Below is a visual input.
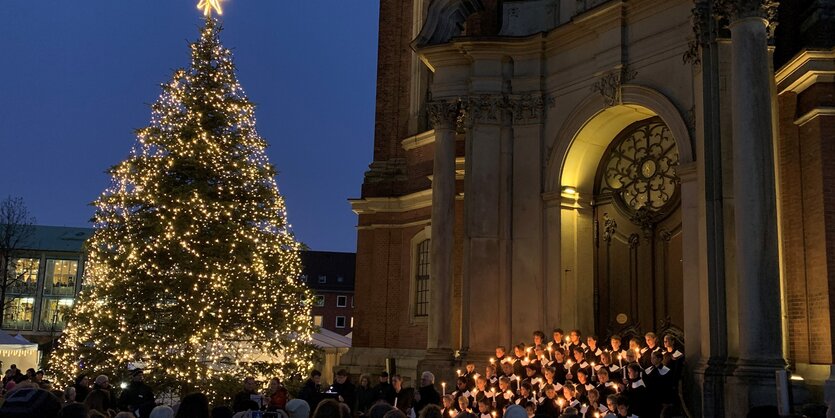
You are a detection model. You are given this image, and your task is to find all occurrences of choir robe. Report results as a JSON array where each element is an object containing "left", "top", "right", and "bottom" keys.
[
  {"left": 535, "top": 397, "right": 561, "bottom": 418},
  {"left": 506, "top": 375, "right": 522, "bottom": 392},
  {"left": 595, "top": 382, "right": 618, "bottom": 399},
  {"left": 639, "top": 346, "right": 662, "bottom": 369},
  {"left": 574, "top": 382, "right": 595, "bottom": 405},
  {"left": 552, "top": 363, "right": 568, "bottom": 385},
  {"left": 495, "top": 389, "right": 515, "bottom": 414},
  {"left": 464, "top": 371, "right": 478, "bottom": 390},
  {"left": 622, "top": 379, "right": 650, "bottom": 418},
  {"left": 514, "top": 394, "right": 535, "bottom": 407},
  {"left": 581, "top": 403, "right": 608, "bottom": 418},
  {"left": 644, "top": 365, "right": 677, "bottom": 407},
  {"left": 568, "top": 342, "right": 589, "bottom": 356},
  {"left": 512, "top": 358, "right": 526, "bottom": 378},
  {"left": 663, "top": 349, "right": 685, "bottom": 382},
  {"left": 452, "top": 389, "right": 473, "bottom": 409},
  {"left": 568, "top": 361, "right": 592, "bottom": 383},
  {"left": 585, "top": 346, "right": 604, "bottom": 364}
]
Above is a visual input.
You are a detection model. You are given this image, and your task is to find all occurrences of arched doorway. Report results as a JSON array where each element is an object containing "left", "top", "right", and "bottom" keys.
[{"left": 592, "top": 117, "right": 683, "bottom": 338}]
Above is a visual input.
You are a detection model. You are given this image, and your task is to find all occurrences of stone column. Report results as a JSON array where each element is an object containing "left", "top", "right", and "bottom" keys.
[
  {"left": 426, "top": 99, "right": 460, "bottom": 353},
  {"left": 726, "top": 0, "right": 786, "bottom": 410}
]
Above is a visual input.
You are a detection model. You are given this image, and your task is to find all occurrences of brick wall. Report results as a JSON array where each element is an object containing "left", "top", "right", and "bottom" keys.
[{"left": 778, "top": 80, "right": 835, "bottom": 364}]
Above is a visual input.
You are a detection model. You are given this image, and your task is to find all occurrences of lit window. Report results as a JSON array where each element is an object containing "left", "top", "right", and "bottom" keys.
[
  {"left": 313, "top": 315, "right": 323, "bottom": 327},
  {"left": 336, "top": 316, "right": 346, "bottom": 328},
  {"left": 39, "top": 298, "right": 74, "bottom": 331},
  {"left": 351, "top": 296, "right": 355, "bottom": 308},
  {"left": 336, "top": 295, "right": 347, "bottom": 307},
  {"left": 350, "top": 317, "right": 354, "bottom": 328},
  {"left": 314, "top": 295, "right": 325, "bottom": 307},
  {"left": 8, "top": 258, "right": 39, "bottom": 294},
  {"left": 3, "top": 297, "right": 34, "bottom": 330},
  {"left": 43, "top": 259, "right": 78, "bottom": 296},
  {"left": 414, "top": 239, "right": 430, "bottom": 317},
  {"left": 318, "top": 275, "right": 327, "bottom": 284}
]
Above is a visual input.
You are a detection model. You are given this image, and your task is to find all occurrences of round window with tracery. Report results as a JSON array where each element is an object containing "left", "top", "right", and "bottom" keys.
[{"left": 601, "top": 118, "right": 679, "bottom": 213}]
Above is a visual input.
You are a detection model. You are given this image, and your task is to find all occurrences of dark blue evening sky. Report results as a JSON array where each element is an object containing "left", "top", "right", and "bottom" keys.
[{"left": 0, "top": 1, "right": 379, "bottom": 252}]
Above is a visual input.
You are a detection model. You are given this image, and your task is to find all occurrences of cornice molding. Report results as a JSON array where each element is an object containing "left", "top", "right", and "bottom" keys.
[
  {"left": 775, "top": 48, "right": 835, "bottom": 94},
  {"left": 350, "top": 189, "right": 433, "bottom": 215}
]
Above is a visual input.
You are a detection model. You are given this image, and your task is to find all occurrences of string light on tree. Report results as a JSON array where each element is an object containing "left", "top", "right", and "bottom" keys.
[{"left": 50, "top": 6, "right": 316, "bottom": 401}]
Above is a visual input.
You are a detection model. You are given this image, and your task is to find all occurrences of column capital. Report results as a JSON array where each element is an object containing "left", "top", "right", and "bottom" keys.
[
  {"left": 427, "top": 98, "right": 465, "bottom": 130},
  {"left": 715, "top": 0, "right": 778, "bottom": 24}
]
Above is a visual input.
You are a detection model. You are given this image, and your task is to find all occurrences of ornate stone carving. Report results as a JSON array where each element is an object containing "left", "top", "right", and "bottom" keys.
[
  {"left": 659, "top": 228, "right": 673, "bottom": 242},
  {"left": 463, "top": 95, "right": 504, "bottom": 125},
  {"left": 507, "top": 94, "right": 554, "bottom": 124},
  {"left": 684, "top": 0, "right": 711, "bottom": 65},
  {"left": 715, "top": 0, "right": 778, "bottom": 22},
  {"left": 427, "top": 98, "right": 465, "bottom": 129},
  {"left": 602, "top": 213, "right": 617, "bottom": 242},
  {"left": 628, "top": 233, "right": 640, "bottom": 249},
  {"left": 591, "top": 66, "right": 637, "bottom": 107}
]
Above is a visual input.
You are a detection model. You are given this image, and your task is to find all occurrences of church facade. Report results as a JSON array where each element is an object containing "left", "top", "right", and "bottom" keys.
[{"left": 341, "top": 0, "right": 835, "bottom": 416}]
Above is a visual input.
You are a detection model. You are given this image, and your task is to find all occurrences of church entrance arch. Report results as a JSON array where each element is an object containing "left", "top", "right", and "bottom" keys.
[
  {"left": 547, "top": 86, "right": 694, "bottom": 343},
  {"left": 592, "top": 117, "right": 683, "bottom": 339}
]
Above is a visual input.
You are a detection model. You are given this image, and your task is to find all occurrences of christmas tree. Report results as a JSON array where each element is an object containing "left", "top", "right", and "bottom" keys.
[{"left": 51, "top": 17, "right": 316, "bottom": 398}]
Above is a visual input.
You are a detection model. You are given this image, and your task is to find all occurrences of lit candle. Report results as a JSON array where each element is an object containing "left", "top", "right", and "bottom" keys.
[
  {"left": 442, "top": 382, "right": 446, "bottom": 396},
  {"left": 457, "top": 369, "right": 462, "bottom": 377},
  {"left": 492, "top": 412, "right": 496, "bottom": 418},
  {"left": 490, "top": 357, "right": 495, "bottom": 365}
]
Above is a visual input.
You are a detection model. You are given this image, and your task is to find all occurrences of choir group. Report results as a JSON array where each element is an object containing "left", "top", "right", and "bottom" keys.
[{"left": 435, "top": 328, "right": 685, "bottom": 418}]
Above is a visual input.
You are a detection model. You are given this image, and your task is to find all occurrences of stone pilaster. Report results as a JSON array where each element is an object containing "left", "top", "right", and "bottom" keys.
[{"left": 724, "top": 0, "right": 787, "bottom": 412}]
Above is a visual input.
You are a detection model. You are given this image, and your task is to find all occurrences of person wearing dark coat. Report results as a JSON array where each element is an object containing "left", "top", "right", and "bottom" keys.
[
  {"left": 355, "top": 374, "right": 376, "bottom": 415},
  {"left": 73, "top": 374, "right": 91, "bottom": 404},
  {"left": 298, "top": 370, "right": 323, "bottom": 409},
  {"left": 117, "top": 369, "right": 155, "bottom": 418},
  {"left": 232, "top": 376, "right": 260, "bottom": 413},
  {"left": 373, "top": 371, "right": 395, "bottom": 404},
  {"left": 414, "top": 371, "right": 442, "bottom": 414},
  {"left": 330, "top": 369, "right": 357, "bottom": 412},
  {"left": 391, "top": 375, "right": 415, "bottom": 414}
]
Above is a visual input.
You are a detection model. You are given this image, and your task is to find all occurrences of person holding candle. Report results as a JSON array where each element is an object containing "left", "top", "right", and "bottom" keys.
[
  {"left": 455, "top": 392, "right": 476, "bottom": 418},
  {"left": 593, "top": 368, "right": 617, "bottom": 400},
  {"left": 452, "top": 377, "right": 471, "bottom": 406},
  {"left": 582, "top": 388, "right": 607, "bottom": 418},
  {"left": 568, "top": 347, "right": 591, "bottom": 383},
  {"left": 441, "top": 395, "right": 458, "bottom": 416},
  {"left": 373, "top": 371, "right": 396, "bottom": 405},
  {"left": 392, "top": 374, "right": 415, "bottom": 415},
  {"left": 585, "top": 336, "right": 603, "bottom": 364},
  {"left": 476, "top": 396, "right": 495, "bottom": 418},
  {"left": 512, "top": 344, "right": 528, "bottom": 376},
  {"left": 486, "top": 363, "right": 499, "bottom": 389},
  {"left": 551, "top": 349, "right": 568, "bottom": 384},
  {"left": 499, "top": 362, "right": 519, "bottom": 392},
  {"left": 464, "top": 362, "right": 478, "bottom": 390},
  {"left": 496, "top": 376, "right": 515, "bottom": 415},
  {"left": 534, "top": 384, "right": 561, "bottom": 418},
  {"left": 561, "top": 382, "right": 581, "bottom": 410},
  {"left": 514, "top": 382, "right": 534, "bottom": 406}
]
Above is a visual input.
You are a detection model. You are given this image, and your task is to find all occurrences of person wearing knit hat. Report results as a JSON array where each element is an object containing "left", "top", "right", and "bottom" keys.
[
  {"left": 504, "top": 404, "right": 527, "bottom": 418},
  {"left": 286, "top": 398, "right": 311, "bottom": 418}
]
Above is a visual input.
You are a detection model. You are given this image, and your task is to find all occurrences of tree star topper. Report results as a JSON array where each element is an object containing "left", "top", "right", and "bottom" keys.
[{"left": 198, "top": 0, "right": 223, "bottom": 17}]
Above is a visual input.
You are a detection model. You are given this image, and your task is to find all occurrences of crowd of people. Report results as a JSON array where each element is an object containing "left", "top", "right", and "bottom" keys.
[
  {"left": 0, "top": 328, "right": 685, "bottom": 418},
  {"left": 0, "top": 366, "right": 306, "bottom": 418},
  {"left": 296, "top": 328, "right": 687, "bottom": 418}
]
